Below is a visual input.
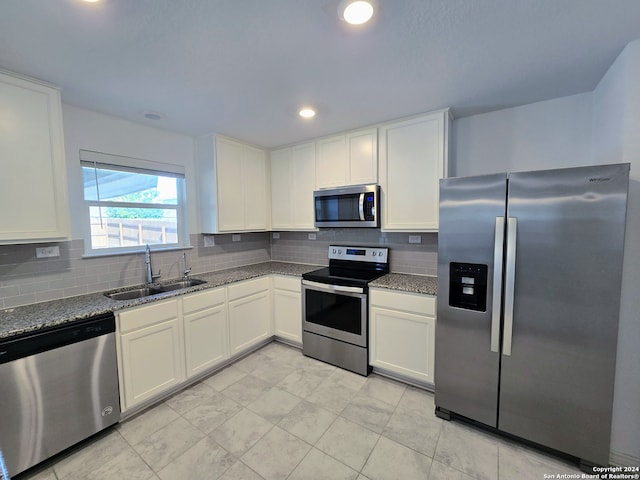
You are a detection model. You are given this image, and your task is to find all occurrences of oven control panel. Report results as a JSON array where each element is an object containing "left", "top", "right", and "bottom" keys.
[{"left": 328, "top": 245, "right": 388, "bottom": 264}]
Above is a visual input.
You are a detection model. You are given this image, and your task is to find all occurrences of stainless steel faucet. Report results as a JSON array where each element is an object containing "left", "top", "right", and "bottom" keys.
[
  {"left": 182, "top": 252, "right": 191, "bottom": 280},
  {"left": 144, "top": 244, "right": 161, "bottom": 284}
]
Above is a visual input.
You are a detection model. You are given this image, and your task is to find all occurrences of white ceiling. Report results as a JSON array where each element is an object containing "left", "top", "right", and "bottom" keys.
[{"left": 1, "top": 0, "right": 640, "bottom": 148}]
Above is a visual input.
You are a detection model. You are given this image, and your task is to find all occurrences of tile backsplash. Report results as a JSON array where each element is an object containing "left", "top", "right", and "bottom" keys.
[
  {"left": 0, "top": 229, "right": 437, "bottom": 309},
  {"left": 0, "top": 233, "right": 270, "bottom": 309},
  {"left": 270, "top": 229, "right": 438, "bottom": 276}
]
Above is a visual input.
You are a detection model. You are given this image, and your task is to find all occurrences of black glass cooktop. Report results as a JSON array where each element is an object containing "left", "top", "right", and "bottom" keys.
[{"left": 302, "top": 266, "right": 387, "bottom": 288}]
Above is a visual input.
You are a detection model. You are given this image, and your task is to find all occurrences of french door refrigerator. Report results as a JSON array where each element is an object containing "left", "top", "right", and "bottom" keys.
[{"left": 435, "top": 163, "right": 629, "bottom": 468}]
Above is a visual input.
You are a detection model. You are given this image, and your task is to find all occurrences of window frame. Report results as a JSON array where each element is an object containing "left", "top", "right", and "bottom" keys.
[{"left": 80, "top": 150, "right": 189, "bottom": 256}]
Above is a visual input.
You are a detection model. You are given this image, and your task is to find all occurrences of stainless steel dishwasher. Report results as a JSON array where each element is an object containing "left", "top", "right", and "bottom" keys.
[{"left": 0, "top": 312, "right": 120, "bottom": 477}]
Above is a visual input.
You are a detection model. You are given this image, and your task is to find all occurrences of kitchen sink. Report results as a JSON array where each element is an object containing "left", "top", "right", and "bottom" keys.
[
  {"left": 105, "top": 287, "right": 166, "bottom": 300},
  {"left": 105, "top": 278, "right": 207, "bottom": 300},
  {"left": 155, "top": 278, "right": 207, "bottom": 291}
]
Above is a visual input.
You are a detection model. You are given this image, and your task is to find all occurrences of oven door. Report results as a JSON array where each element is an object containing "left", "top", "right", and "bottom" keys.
[{"left": 302, "top": 280, "right": 367, "bottom": 347}]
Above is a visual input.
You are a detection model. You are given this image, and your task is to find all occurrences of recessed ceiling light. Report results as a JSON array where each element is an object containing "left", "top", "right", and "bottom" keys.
[
  {"left": 82, "top": 0, "right": 101, "bottom": 3},
  {"left": 339, "top": 0, "right": 374, "bottom": 25},
  {"left": 299, "top": 108, "right": 316, "bottom": 119},
  {"left": 143, "top": 110, "right": 163, "bottom": 121}
]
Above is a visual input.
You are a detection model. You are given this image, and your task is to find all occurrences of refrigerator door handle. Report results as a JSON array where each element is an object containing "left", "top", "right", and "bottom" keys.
[
  {"left": 503, "top": 217, "right": 517, "bottom": 356},
  {"left": 491, "top": 217, "right": 505, "bottom": 353}
]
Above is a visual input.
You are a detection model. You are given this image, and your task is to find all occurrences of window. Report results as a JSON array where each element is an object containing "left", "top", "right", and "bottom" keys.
[{"left": 80, "top": 150, "right": 188, "bottom": 255}]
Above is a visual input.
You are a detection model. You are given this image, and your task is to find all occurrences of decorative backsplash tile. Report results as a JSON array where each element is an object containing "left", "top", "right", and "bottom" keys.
[
  {"left": 0, "top": 229, "right": 436, "bottom": 309},
  {"left": 0, "top": 233, "right": 270, "bottom": 309},
  {"left": 270, "top": 229, "right": 438, "bottom": 276}
]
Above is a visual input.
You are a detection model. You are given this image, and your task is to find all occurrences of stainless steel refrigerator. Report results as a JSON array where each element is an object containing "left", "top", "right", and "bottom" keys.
[{"left": 435, "top": 163, "right": 630, "bottom": 468}]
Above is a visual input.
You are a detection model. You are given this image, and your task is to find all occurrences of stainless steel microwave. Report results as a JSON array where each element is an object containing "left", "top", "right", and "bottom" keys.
[{"left": 313, "top": 184, "right": 380, "bottom": 228}]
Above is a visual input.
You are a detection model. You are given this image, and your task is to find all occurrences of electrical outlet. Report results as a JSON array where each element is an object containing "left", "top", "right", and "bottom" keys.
[
  {"left": 308, "top": 233, "right": 317, "bottom": 240},
  {"left": 232, "top": 234, "right": 241, "bottom": 242},
  {"left": 35, "top": 246, "right": 60, "bottom": 258},
  {"left": 409, "top": 235, "right": 422, "bottom": 244},
  {"left": 272, "top": 232, "right": 280, "bottom": 239},
  {"left": 203, "top": 235, "right": 215, "bottom": 247}
]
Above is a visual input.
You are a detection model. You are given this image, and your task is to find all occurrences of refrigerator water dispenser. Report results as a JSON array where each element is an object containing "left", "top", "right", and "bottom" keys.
[{"left": 449, "top": 262, "right": 488, "bottom": 311}]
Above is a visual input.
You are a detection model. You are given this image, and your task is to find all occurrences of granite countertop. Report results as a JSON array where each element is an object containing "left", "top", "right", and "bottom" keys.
[
  {"left": 369, "top": 272, "right": 438, "bottom": 295},
  {"left": 0, "top": 262, "right": 437, "bottom": 340},
  {"left": 0, "top": 261, "right": 320, "bottom": 340}
]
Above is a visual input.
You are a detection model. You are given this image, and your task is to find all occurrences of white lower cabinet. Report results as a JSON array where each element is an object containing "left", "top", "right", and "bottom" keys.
[
  {"left": 369, "top": 288, "right": 436, "bottom": 385},
  {"left": 183, "top": 288, "right": 229, "bottom": 379},
  {"left": 117, "top": 299, "right": 184, "bottom": 411},
  {"left": 228, "top": 277, "right": 272, "bottom": 356},
  {"left": 116, "top": 277, "right": 275, "bottom": 413},
  {"left": 272, "top": 275, "right": 302, "bottom": 346}
]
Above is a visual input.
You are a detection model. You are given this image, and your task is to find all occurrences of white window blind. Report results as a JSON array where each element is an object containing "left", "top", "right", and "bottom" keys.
[{"left": 80, "top": 150, "right": 188, "bottom": 255}]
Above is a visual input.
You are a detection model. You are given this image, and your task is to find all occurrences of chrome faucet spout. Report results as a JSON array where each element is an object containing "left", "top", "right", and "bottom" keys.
[
  {"left": 183, "top": 252, "right": 191, "bottom": 279},
  {"left": 145, "top": 244, "right": 160, "bottom": 284}
]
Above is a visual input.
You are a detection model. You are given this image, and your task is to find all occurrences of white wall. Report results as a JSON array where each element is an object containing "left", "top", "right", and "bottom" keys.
[
  {"left": 453, "top": 92, "right": 593, "bottom": 177},
  {"left": 61, "top": 105, "right": 198, "bottom": 239},
  {"left": 592, "top": 39, "right": 640, "bottom": 466}
]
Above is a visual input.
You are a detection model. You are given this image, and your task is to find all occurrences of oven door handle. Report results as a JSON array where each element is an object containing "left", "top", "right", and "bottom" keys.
[{"left": 302, "top": 280, "right": 365, "bottom": 295}]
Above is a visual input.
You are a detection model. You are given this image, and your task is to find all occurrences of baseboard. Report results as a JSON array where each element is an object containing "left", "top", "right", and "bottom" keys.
[
  {"left": 609, "top": 449, "right": 640, "bottom": 467},
  {"left": 371, "top": 366, "right": 434, "bottom": 392}
]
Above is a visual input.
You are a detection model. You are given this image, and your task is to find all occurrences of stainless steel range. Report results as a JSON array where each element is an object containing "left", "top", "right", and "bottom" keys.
[{"left": 302, "top": 245, "right": 389, "bottom": 376}]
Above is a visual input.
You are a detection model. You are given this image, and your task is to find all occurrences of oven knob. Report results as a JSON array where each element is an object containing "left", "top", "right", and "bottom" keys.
[
  {"left": 372, "top": 251, "right": 377, "bottom": 256},
  {"left": 338, "top": 249, "right": 342, "bottom": 254},
  {"left": 332, "top": 248, "right": 336, "bottom": 254}
]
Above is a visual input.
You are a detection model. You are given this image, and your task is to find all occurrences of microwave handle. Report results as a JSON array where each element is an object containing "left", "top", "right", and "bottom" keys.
[{"left": 358, "top": 193, "right": 365, "bottom": 221}]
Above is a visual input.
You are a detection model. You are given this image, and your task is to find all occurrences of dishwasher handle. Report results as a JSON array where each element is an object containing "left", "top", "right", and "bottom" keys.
[{"left": 0, "top": 313, "right": 115, "bottom": 364}]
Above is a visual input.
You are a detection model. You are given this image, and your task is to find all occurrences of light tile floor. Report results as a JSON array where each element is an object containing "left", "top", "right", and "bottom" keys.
[{"left": 17, "top": 341, "right": 583, "bottom": 480}]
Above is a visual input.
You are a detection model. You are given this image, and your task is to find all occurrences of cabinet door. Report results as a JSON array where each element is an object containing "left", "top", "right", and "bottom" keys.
[
  {"left": 0, "top": 72, "right": 69, "bottom": 243},
  {"left": 273, "top": 288, "right": 302, "bottom": 345},
  {"left": 316, "top": 135, "right": 347, "bottom": 188},
  {"left": 270, "top": 147, "right": 293, "bottom": 229},
  {"left": 120, "top": 318, "right": 184, "bottom": 411},
  {"left": 184, "top": 304, "right": 229, "bottom": 378},
  {"left": 370, "top": 306, "right": 435, "bottom": 384},
  {"left": 348, "top": 128, "right": 377, "bottom": 185},
  {"left": 243, "top": 145, "right": 268, "bottom": 230},
  {"left": 216, "top": 137, "right": 245, "bottom": 232},
  {"left": 379, "top": 111, "right": 449, "bottom": 231},
  {"left": 291, "top": 142, "right": 316, "bottom": 229},
  {"left": 228, "top": 290, "right": 271, "bottom": 355}
]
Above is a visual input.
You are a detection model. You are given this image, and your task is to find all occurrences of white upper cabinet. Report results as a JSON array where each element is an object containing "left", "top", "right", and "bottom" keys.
[
  {"left": 270, "top": 147, "right": 292, "bottom": 228},
  {"left": 270, "top": 142, "right": 316, "bottom": 230},
  {"left": 347, "top": 128, "right": 378, "bottom": 186},
  {"left": 243, "top": 143, "right": 269, "bottom": 231},
  {"left": 379, "top": 110, "right": 450, "bottom": 231},
  {"left": 0, "top": 70, "right": 69, "bottom": 244},
  {"left": 316, "top": 135, "right": 347, "bottom": 188},
  {"left": 316, "top": 128, "right": 377, "bottom": 189},
  {"left": 197, "top": 134, "right": 269, "bottom": 233}
]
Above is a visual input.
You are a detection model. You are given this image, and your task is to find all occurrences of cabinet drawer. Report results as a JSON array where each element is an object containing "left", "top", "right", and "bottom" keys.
[
  {"left": 370, "top": 288, "right": 435, "bottom": 316},
  {"left": 272, "top": 275, "right": 301, "bottom": 292},
  {"left": 118, "top": 299, "right": 179, "bottom": 333},
  {"left": 227, "top": 276, "right": 270, "bottom": 302},
  {"left": 182, "top": 288, "right": 226, "bottom": 314}
]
